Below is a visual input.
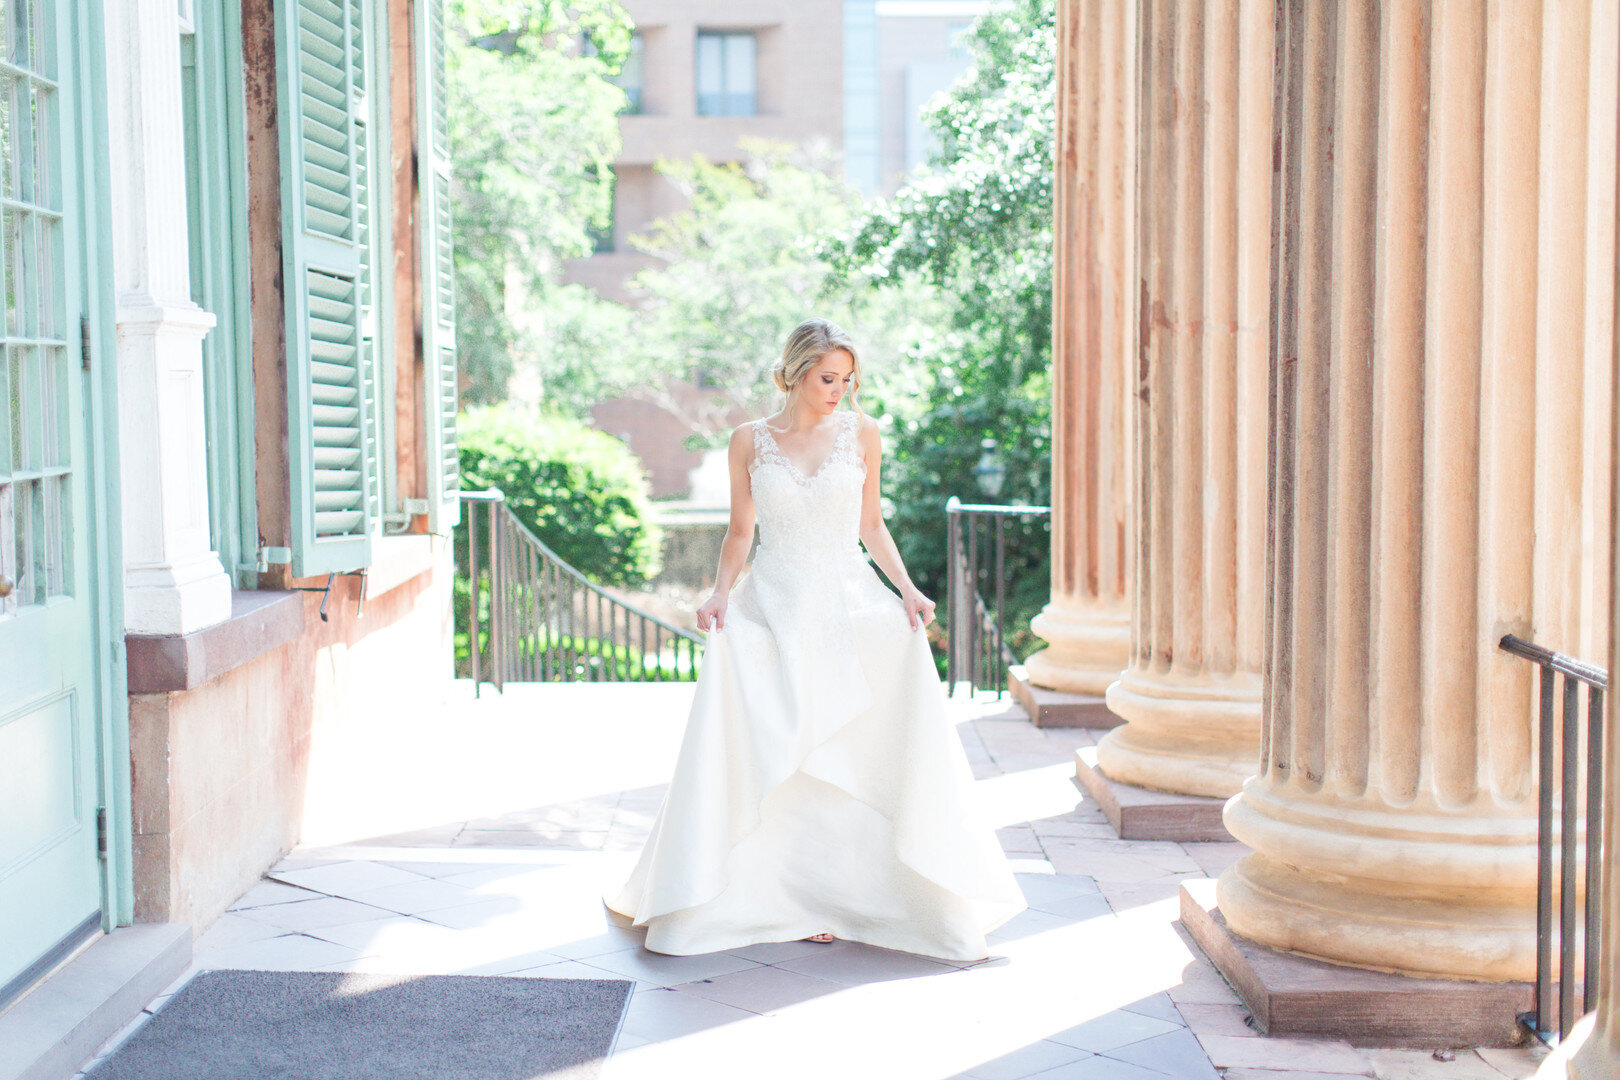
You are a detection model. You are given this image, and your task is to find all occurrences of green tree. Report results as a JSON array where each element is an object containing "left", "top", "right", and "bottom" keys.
[
  {"left": 530, "top": 141, "right": 945, "bottom": 447},
  {"left": 448, "top": 0, "right": 631, "bottom": 404},
  {"left": 831, "top": 0, "right": 1056, "bottom": 650}
]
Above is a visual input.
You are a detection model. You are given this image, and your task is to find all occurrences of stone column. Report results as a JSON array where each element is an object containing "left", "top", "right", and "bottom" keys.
[
  {"left": 1024, "top": 0, "right": 1135, "bottom": 697},
  {"left": 1561, "top": 6, "right": 1620, "bottom": 1073},
  {"left": 1218, "top": 0, "right": 1616, "bottom": 981},
  {"left": 1559, "top": 539, "right": 1620, "bottom": 1065},
  {"left": 105, "top": 0, "right": 231, "bottom": 634},
  {"left": 1095, "top": 0, "right": 1272, "bottom": 799}
]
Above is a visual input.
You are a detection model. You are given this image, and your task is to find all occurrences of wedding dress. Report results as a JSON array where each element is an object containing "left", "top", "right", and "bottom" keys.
[{"left": 607, "top": 411, "right": 1026, "bottom": 961}]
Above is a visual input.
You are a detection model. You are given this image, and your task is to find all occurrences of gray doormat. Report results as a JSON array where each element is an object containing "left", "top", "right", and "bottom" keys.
[{"left": 85, "top": 970, "right": 634, "bottom": 1080}]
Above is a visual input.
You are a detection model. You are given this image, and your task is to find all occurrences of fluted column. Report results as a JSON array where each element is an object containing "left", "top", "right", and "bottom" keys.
[
  {"left": 1561, "top": 5, "right": 1620, "bottom": 1072},
  {"left": 1024, "top": 0, "right": 1135, "bottom": 697},
  {"left": 1561, "top": 500, "right": 1620, "bottom": 1071},
  {"left": 1096, "top": 0, "right": 1272, "bottom": 799},
  {"left": 1219, "top": 0, "right": 1616, "bottom": 981}
]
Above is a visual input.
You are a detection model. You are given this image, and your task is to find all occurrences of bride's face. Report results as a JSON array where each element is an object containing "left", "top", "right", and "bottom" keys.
[{"left": 800, "top": 349, "right": 855, "bottom": 415}]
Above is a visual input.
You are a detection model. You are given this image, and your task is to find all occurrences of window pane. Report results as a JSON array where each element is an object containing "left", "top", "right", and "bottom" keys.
[
  {"left": 8, "top": 0, "right": 28, "bottom": 69},
  {"left": 588, "top": 167, "right": 615, "bottom": 253},
  {"left": 696, "top": 33, "right": 724, "bottom": 115},
  {"left": 613, "top": 34, "right": 643, "bottom": 113},
  {"left": 15, "top": 476, "right": 37, "bottom": 605},
  {"left": 0, "top": 481, "right": 14, "bottom": 619},
  {"left": 724, "top": 32, "right": 754, "bottom": 104}
]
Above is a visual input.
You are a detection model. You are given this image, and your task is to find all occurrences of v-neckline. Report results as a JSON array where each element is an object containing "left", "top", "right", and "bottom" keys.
[{"left": 760, "top": 415, "right": 848, "bottom": 482}]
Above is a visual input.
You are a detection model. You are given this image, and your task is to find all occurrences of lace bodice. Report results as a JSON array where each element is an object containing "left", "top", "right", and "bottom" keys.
[{"left": 748, "top": 412, "right": 866, "bottom": 556}]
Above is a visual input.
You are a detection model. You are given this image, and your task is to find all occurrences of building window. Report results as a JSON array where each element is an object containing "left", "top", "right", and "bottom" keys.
[
  {"left": 695, "top": 31, "right": 755, "bottom": 116},
  {"left": 612, "top": 33, "right": 644, "bottom": 114},
  {"left": 588, "top": 168, "right": 616, "bottom": 254}
]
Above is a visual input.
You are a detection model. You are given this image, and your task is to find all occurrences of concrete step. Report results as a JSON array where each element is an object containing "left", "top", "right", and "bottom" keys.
[{"left": 0, "top": 923, "right": 191, "bottom": 1080}]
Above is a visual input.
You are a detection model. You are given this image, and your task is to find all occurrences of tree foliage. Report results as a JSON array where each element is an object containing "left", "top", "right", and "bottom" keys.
[
  {"left": 456, "top": 404, "right": 662, "bottom": 586},
  {"left": 448, "top": 0, "right": 631, "bottom": 404},
  {"left": 531, "top": 142, "right": 944, "bottom": 447},
  {"left": 830, "top": 0, "right": 1057, "bottom": 646}
]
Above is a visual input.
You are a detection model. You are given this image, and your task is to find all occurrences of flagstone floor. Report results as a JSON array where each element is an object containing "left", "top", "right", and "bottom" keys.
[{"left": 77, "top": 683, "right": 1549, "bottom": 1080}]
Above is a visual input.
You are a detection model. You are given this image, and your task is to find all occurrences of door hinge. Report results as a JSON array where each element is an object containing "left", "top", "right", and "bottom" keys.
[
  {"left": 80, "top": 315, "right": 91, "bottom": 371},
  {"left": 96, "top": 807, "right": 108, "bottom": 861}
]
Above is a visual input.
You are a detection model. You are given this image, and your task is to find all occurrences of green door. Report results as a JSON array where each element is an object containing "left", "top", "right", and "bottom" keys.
[{"left": 0, "top": 0, "right": 106, "bottom": 1005}]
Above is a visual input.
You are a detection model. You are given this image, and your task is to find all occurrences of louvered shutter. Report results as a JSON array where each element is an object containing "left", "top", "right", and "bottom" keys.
[
  {"left": 416, "top": 0, "right": 459, "bottom": 530},
  {"left": 276, "top": 0, "right": 378, "bottom": 576}
]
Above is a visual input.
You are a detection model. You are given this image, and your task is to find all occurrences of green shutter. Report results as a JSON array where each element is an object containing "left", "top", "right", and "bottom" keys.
[
  {"left": 277, "top": 0, "right": 377, "bottom": 576},
  {"left": 417, "top": 0, "right": 459, "bottom": 531}
]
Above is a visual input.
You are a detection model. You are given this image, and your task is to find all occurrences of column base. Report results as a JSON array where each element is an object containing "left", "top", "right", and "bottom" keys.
[
  {"left": 1180, "top": 880, "right": 1531, "bottom": 1047},
  {"left": 1217, "top": 849, "right": 1537, "bottom": 982},
  {"left": 1219, "top": 777, "right": 1540, "bottom": 981},
  {"left": 1024, "top": 598, "right": 1130, "bottom": 696},
  {"left": 124, "top": 552, "right": 233, "bottom": 635},
  {"left": 1075, "top": 746, "right": 1233, "bottom": 841},
  {"left": 1098, "top": 667, "right": 1262, "bottom": 798},
  {"left": 1009, "top": 665, "right": 1122, "bottom": 728}
]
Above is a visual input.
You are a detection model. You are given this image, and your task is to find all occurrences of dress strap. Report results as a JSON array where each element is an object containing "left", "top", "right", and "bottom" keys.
[
  {"left": 750, "top": 419, "right": 787, "bottom": 473},
  {"left": 840, "top": 410, "right": 862, "bottom": 454}
]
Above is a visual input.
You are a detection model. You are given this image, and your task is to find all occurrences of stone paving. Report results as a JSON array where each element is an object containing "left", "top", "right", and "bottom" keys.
[{"left": 76, "top": 683, "right": 1550, "bottom": 1080}]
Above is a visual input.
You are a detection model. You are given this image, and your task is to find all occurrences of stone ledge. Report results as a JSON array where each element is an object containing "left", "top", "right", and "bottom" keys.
[
  {"left": 1075, "top": 746, "right": 1235, "bottom": 841},
  {"left": 1010, "top": 666, "right": 1124, "bottom": 728},
  {"left": 126, "top": 590, "right": 304, "bottom": 693},
  {"left": 0, "top": 923, "right": 191, "bottom": 1080},
  {"left": 1179, "top": 880, "right": 1531, "bottom": 1048}
]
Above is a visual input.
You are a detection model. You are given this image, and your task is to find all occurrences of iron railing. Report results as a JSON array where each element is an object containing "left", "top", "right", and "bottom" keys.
[
  {"left": 460, "top": 490, "right": 703, "bottom": 694},
  {"left": 946, "top": 498, "right": 1050, "bottom": 696},
  {"left": 1499, "top": 634, "right": 1608, "bottom": 1047}
]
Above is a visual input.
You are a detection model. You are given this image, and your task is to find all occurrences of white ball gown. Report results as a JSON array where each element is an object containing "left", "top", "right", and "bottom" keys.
[{"left": 607, "top": 411, "right": 1026, "bottom": 961}]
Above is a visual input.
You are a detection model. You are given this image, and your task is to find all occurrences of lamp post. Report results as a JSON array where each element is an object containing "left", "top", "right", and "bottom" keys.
[{"left": 974, "top": 439, "right": 1007, "bottom": 499}]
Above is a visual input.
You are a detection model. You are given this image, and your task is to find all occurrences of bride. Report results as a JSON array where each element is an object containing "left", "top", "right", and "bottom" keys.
[{"left": 607, "top": 318, "right": 1026, "bottom": 961}]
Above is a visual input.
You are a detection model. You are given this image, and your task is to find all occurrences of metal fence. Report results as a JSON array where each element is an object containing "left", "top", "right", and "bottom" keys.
[
  {"left": 945, "top": 498, "right": 1050, "bottom": 696},
  {"left": 1498, "top": 634, "right": 1608, "bottom": 1046},
  {"left": 460, "top": 490, "right": 703, "bottom": 694}
]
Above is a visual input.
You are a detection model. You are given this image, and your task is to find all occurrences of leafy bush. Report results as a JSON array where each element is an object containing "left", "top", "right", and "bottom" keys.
[{"left": 456, "top": 404, "right": 662, "bottom": 586}]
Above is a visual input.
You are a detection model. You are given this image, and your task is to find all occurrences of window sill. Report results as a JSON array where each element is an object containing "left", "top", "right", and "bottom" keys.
[{"left": 126, "top": 590, "right": 305, "bottom": 694}]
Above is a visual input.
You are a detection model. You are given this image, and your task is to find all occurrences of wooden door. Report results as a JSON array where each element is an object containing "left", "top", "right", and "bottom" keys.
[{"left": 0, "top": 0, "right": 106, "bottom": 1006}]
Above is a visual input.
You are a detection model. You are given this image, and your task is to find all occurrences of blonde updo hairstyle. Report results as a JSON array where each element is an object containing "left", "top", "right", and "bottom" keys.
[{"left": 772, "top": 318, "right": 864, "bottom": 413}]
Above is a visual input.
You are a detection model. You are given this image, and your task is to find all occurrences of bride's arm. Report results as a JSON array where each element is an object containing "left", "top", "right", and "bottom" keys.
[
  {"left": 855, "top": 416, "right": 936, "bottom": 631},
  {"left": 695, "top": 425, "right": 758, "bottom": 632}
]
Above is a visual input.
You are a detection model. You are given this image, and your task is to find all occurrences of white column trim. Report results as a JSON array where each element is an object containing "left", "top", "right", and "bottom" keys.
[{"left": 105, "top": 0, "right": 233, "bottom": 636}]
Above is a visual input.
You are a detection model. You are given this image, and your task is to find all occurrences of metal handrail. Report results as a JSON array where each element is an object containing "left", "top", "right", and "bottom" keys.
[
  {"left": 461, "top": 490, "right": 505, "bottom": 696},
  {"left": 945, "top": 498, "right": 1051, "bottom": 696},
  {"left": 459, "top": 490, "right": 702, "bottom": 693},
  {"left": 1499, "top": 633, "right": 1608, "bottom": 1047}
]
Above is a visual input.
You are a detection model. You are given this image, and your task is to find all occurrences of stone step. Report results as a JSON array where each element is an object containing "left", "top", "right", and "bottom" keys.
[
  {"left": 0, "top": 923, "right": 191, "bottom": 1080},
  {"left": 1075, "top": 746, "right": 1235, "bottom": 841},
  {"left": 1179, "top": 880, "right": 1531, "bottom": 1048},
  {"left": 1008, "top": 666, "right": 1123, "bottom": 728}
]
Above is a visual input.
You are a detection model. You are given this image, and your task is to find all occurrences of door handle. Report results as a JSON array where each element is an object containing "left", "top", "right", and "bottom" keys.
[{"left": 0, "top": 575, "right": 12, "bottom": 598}]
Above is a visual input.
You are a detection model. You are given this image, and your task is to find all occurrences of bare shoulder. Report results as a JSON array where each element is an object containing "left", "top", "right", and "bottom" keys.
[
  {"left": 728, "top": 421, "right": 758, "bottom": 451},
  {"left": 854, "top": 412, "right": 882, "bottom": 449}
]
